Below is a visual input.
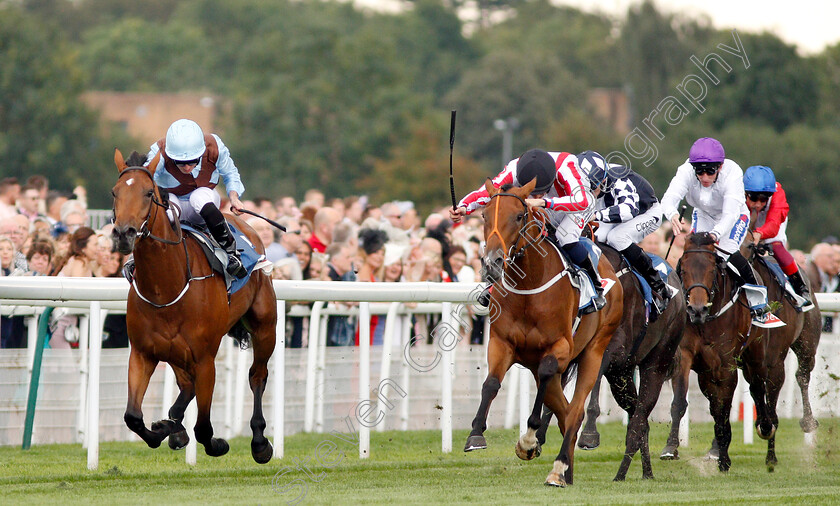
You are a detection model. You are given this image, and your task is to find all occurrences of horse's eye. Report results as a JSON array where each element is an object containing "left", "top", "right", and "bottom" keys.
[
  {"left": 516, "top": 213, "right": 525, "bottom": 222},
  {"left": 110, "top": 190, "right": 116, "bottom": 198},
  {"left": 146, "top": 190, "right": 154, "bottom": 198}
]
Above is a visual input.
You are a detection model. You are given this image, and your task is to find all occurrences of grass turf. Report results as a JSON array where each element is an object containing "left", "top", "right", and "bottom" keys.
[{"left": 1, "top": 418, "right": 838, "bottom": 505}]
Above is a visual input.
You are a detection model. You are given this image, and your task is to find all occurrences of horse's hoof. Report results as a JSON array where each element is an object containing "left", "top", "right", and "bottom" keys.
[
  {"left": 515, "top": 440, "right": 541, "bottom": 461},
  {"left": 252, "top": 439, "right": 273, "bottom": 464},
  {"left": 204, "top": 437, "right": 230, "bottom": 457},
  {"left": 464, "top": 435, "right": 487, "bottom": 452},
  {"left": 757, "top": 424, "right": 777, "bottom": 440},
  {"left": 168, "top": 430, "right": 189, "bottom": 450},
  {"left": 718, "top": 457, "right": 731, "bottom": 472},
  {"left": 545, "top": 472, "right": 567, "bottom": 488},
  {"left": 705, "top": 449, "right": 720, "bottom": 461},
  {"left": 800, "top": 417, "right": 819, "bottom": 433},
  {"left": 151, "top": 419, "right": 177, "bottom": 436},
  {"left": 660, "top": 446, "right": 679, "bottom": 460},
  {"left": 577, "top": 431, "right": 600, "bottom": 450}
]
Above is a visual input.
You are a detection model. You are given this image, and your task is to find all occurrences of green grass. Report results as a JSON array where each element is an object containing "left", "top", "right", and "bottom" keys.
[{"left": 1, "top": 418, "right": 839, "bottom": 505}]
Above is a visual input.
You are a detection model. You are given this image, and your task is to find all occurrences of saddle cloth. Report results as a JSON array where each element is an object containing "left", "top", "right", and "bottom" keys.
[{"left": 181, "top": 222, "right": 272, "bottom": 294}]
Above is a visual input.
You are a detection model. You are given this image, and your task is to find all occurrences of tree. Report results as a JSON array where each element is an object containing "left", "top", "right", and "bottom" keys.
[{"left": 0, "top": 7, "right": 136, "bottom": 207}]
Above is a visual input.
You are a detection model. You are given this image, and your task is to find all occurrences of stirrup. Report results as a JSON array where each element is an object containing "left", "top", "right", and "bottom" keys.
[
  {"left": 123, "top": 257, "right": 136, "bottom": 283},
  {"left": 226, "top": 254, "right": 247, "bottom": 279},
  {"left": 476, "top": 286, "right": 492, "bottom": 308},
  {"left": 751, "top": 311, "right": 785, "bottom": 329}
]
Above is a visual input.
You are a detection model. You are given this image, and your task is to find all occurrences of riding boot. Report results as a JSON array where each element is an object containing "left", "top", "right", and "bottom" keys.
[
  {"left": 563, "top": 242, "right": 606, "bottom": 313},
  {"left": 787, "top": 270, "right": 814, "bottom": 308},
  {"left": 621, "top": 243, "right": 675, "bottom": 314},
  {"left": 728, "top": 251, "right": 783, "bottom": 328},
  {"left": 199, "top": 203, "right": 247, "bottom": 279}
]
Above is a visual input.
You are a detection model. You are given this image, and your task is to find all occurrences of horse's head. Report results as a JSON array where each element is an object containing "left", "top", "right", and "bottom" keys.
[
  {"left": 679, "top": 232, "right": 719, "bottom": 324},
  {"left": 481, "top": 178, "right": 540, "bottom": 283},
  {"left": 111, "top": 148, "right": 164, "bottom": 255}
]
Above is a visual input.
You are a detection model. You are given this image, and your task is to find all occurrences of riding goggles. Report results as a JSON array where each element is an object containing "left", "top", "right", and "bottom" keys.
[
  {"left": 690, "top": 162, "right": 720, "bottom": 176},
  {"left": 746, "top": 192, "right": 771, "bottom": 203},
  {"left": 174, "top": 158, "right": 200, "bottom": 168}
]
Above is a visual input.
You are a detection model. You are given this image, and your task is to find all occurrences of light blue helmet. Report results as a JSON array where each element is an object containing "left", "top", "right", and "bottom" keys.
[{"left": 743, "top": 165, "right": 777, "bottom": 193}]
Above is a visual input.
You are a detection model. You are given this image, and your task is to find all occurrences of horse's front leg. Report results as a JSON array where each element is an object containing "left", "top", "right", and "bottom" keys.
[
  {"left": 791, "top": 336, "right": 820, "bottom": 432},
  {"left": 697, "top": 369, "right": 736, "bottom": 472},
  {"left": 578, "top": 351, "right": 611, "bottom": 450},
  {"left": 661, "top": 348, "right": 691, "bottom": 460},
  {"left": 515, "top": 355, "right": 560, "bottom": 461},
  {"left": 545, "top": 343, "right": 605, "bottom": 487},
  {"left": 150, "top": 365, "right": 194, "bottom": 451},
  {"left": 464, "top": 337, "right": 513, "bottom": 452},
  {"left": 124, "top": 349, "right": 169, "bottom": 448},
  {"left": 193, "top": 358, "right": 229, "bottom": 457}
]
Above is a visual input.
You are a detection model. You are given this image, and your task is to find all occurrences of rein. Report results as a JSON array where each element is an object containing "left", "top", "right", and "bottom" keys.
[
  {"left": 117, "top": 166, "right": 213, "bottom": 308},
  {"left": 486, "top": 192, "right": 546, "bottom": 263},
  {"left": 679, "top": 247, "right": 743, "bottom": 322}
]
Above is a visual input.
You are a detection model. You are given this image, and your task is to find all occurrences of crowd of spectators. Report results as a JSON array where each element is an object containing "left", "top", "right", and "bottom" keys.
[{"left": 2, "top": 175, "right": 840, "bottom": 350}]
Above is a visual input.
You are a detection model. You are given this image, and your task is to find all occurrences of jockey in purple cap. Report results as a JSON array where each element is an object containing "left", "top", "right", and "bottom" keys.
[{"left": 660, "top": 137, "right": 784, "bottom": 329}]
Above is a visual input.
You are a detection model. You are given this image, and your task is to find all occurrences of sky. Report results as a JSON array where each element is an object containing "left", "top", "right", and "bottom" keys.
[
  {"left": 353, "top": 0, "right": 840, "bottom": 55},
  {"left": 557, "top": 0, "right": 840, "bottom": 54}
]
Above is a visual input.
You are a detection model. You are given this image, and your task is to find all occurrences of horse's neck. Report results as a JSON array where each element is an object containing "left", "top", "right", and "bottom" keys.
[
  {"left": 508, "top": 244, "right": 567, "bottom": 291},
  {"left": 134, "top": 214, "right": 186, "bottom": 280}
]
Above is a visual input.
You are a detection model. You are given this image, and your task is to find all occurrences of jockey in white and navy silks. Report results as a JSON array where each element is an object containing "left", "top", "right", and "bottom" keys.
[
  {"left": 577, "top": 151, "right": 677, "bottom": 315},
  {"left": 144, "top": 118, "right": 248, "bottom": 278},
  {"left": 660, "top": 137, "right": 783, "bottom": 328},
  {"left": 449, "top": 148, "right": 606, "bottom": 311}
]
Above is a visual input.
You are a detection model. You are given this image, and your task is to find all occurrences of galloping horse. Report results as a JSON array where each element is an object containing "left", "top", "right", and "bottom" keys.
[
  {"left": 464, "top": 179, "right": 623, "bottom": 487},
  {"left": 558, "top": 243, "right": 686, "bottom": 481},
  {"left": 660, "top": 232, "right": 762, "bottom": 472},
  {"left": 728, "top": 233, "right": 820, "bottom": 469},
  {"left": 111, "top": 149, "right": 277, "bottom": 463}
]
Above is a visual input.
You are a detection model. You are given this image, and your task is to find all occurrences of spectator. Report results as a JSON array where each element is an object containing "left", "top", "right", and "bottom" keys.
[
  {"left": 447, "top": 245, "right": 473, "bottom": 283},
  {"left": 383, "top": 243, "right": 407, "bottom": 283},
  {"left": 0, "top": 236, "right": 27, "bottom": 348},
  {"left": 356, "top": 228, "right": 388, "bottom": 345},
  {"left": 253, "top": 197, "right": 278, "bottom": 222},
  {"left": 16, "top": 184, "right": 45, "bottom": 223},
  {"left": 25, "top": 239, "right": 54, "bottom": 276},
  {"left": 299, "top": 219, "right": 314, "bottom": 243},
  {"left": 328, "top": 198, "right": 346, "bottom": 219},
  {"left": 0, "top": 216, "right": 29, "bottom": 272},
  {"left": 0, "top": 177, "right": 20, "bottom": 221},
  {"left": 806, "top": 242, "right": 840, "bottom": 332},
  {"left": 272, "top": 257, "right": 303, "bottom": 281},
  {"left": 92, "top": 235, "right": 123, "bottom": 278},
  {"left": 276, "top": 196, "right": 299, "bottom": 218},
  {"left": 309, "top": 251, "right": 327, "bottom": 280},
  {"left": 324, "top": 242, "right": 357, "bottom": 347},
  {"left": 381, "top": 202, "right": 403, "bottom": 229},
  {"left": 56, "top": 199, "right": 87, "bottom": 237},
  {"left": 273, "top": 216, "right": 303, "bottom": 259},
  {"left": 26, "top": 175, "right": 49, "bottom": 215},
  {"left": 639, "top": 227, "right": 667, "bottom": 256},
  {"left": 299, "top": 201, "right": 318, "bottom": 224},
  {"left": 45, "top": 190, "right": 68, "bottom": 232},
  {"left": 57, "top": 227, "right": 97, "bottom": 277},
  {"left": 308, "top": 207, "right": 341, "bottom": 253},
  {"left": 296, "top": 241, "right": 314, "bottom": 279},
  {"left": 344, "top": 196, "right": 365, "bottom": 225},
  {"left": 247, "top": 216, "right": 286, "bottom": 263},
  {"left": 304, "top": 189, "right": 325, "bottom": 209},
  {"left": 791, "top": 249, "right": 807, "bottom": 267}
]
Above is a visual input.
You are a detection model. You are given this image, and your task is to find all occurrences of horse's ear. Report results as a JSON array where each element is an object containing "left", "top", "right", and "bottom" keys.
[
  {"left": 520, "top": 178, "right": 537, "bottom": 197},
  {"left": 146, "top": 150, "right": 161, "bottom": 176},
  {"left": 114, "top": 148, "right": 127, "bottom": 172},
  {"left": 484, "top": 178, "right": 499, "bottom": 197}
]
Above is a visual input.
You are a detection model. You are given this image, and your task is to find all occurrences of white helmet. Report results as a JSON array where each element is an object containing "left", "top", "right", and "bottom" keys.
[{"left": 165, "top": 119, "right": 206, "bottom": 161}]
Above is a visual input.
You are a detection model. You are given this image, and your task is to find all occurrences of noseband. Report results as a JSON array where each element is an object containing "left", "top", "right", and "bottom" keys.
[
  {"left": 678, "top": 248, "right": 720, "bottom": 304},
  {"left": 486, "top": 192, "right": 545, "bottom": 262},
  {"left": 116, "top": 167, "right": 182, "bottom": 245}
]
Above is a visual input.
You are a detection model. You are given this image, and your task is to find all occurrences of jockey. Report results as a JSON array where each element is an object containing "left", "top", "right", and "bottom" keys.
[
  {"left": 449, "top": 148, "right": 605, "bottom": 312},
  {"left": 743, "top": 165, "right": 813, "bottom": 309},
  {"left": 577, "top": 150, "right": 678, "bottom": 315},
  {"left": 661, "top": 137, "right": 783, "bottom": 328},
  {"left": 145, "top": 119, "right": 248, "bottom": 278}
]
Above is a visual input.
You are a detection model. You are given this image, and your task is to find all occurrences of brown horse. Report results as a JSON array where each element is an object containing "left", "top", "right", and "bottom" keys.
[
  {"left": 660, "top": 232, "right": 772, "bottom": 472},
  {"left": 553, "top": 243, "right": 686, "bottom": 481},
  {"left": 463, "top": 179, "right": 623, "bottom": 487},
  {"left": 111, "top": 149, "right": 277, "bottom": 463}
]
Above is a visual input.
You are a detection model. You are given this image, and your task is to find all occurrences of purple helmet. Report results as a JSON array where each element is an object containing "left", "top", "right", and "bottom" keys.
[{"left": 688, "top": 137, "right": 725, "bottom": 163}]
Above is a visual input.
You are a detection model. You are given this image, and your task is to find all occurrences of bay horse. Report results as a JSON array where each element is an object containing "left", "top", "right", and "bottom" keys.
[
  {"left": 111, "top": 149, "right": 277, "bottom": 463},
  {"left": 675, "top": 232, "right": 821, "bottom": 469},
  {"left": 660, "top": 232, "right": 766, "bottom": 472},
  {"left": 463, "top": 179, "right": 623, "bottom": 487},
  {"left": 542, "top": 242, "right": 686, "bottom": 481}
]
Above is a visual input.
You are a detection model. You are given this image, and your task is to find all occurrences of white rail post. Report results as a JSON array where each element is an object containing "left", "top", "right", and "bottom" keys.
[
  {"left": 86, "top": 301, "right": 102, "bottom": 471},
  {"left": 233, "top": 342, "right": 248, "bottom": 437},
  {"left": 504, "top": 365, "right": 520, "bottom": 429},
  {"left": 304, "top": 301, "right": 325, "bottom": 432},
  {"left": 359, "top": 302, "right": 371, "bottom": 459},
  {"left": 273, "top": 300, "right": 286, "bottom": 459},
  {"left": 441, "top": 302, "right": 453, "bottom": 453},
  {"left": 185, "top": 399, "right": 197, "bottom": 466},
  {"left": 77, "top": 313, "right": 90, "bottom": 446},
  {"left": 742, "top": 370, "right": 754, "bottom": 444},
  {"left": 224, "top": 337, "right": 235, "bottom": 439},
  {"left": 519, "top": 365, "right": 530, "bottom": 436},
  {"left": 161, "top": 365, "right": 176, "bottom": 421},
  {"left": 25, "top": 315, "right": 37, "bottom": 371},
  {"left": 377, "top": 302, "right": 401, "bottom": 432},
  {"left": 315, "top": 310, "right": 328, "bottom": 433},
  {"left": 400, "top": 314, "right": 411, "bottom": 432}
]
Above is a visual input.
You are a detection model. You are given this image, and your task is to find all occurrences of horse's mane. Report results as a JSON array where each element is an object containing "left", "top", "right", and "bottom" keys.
[
  {"left": 124, "top": 151, "right": 148, "bottom": 168},
  {"left": 500, "top": 183, "right": 514, "bottom": 192},
  {"left": 686, "top": 232, "right": 716, "bottom": 247}
]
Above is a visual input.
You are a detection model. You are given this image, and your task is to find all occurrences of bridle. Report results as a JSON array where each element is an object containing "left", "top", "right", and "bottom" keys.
[
  {"left": 115, "top": 167, "right": 183, "bottom": 245},
  {"left": 486, "top": 192, "right": 546, "bottom": 263},
  {"left": 115, "top": 166, "right": 211, "bottom": 308},
  {"left": 678, "top": 248, "right": 719, "bottom": 304}
]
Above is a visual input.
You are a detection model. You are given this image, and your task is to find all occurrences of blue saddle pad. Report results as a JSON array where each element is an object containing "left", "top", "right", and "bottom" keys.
[
  {"left": 757, "top": 255, "right": 788, "bottom": 290},
  {"left": 629, "top": 253, "right": 673, "bottom": 307},
  {"left": 181, "top": 222, "right": 263, "bottom": 295}
]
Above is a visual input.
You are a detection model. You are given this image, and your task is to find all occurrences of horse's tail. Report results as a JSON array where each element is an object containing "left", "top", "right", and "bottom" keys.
[
  {"left": 561, "top": 359, "right": 579, "bottom": 388},
  {"left": 228, "top": 319, "right": 253, "bottom": 349}
]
